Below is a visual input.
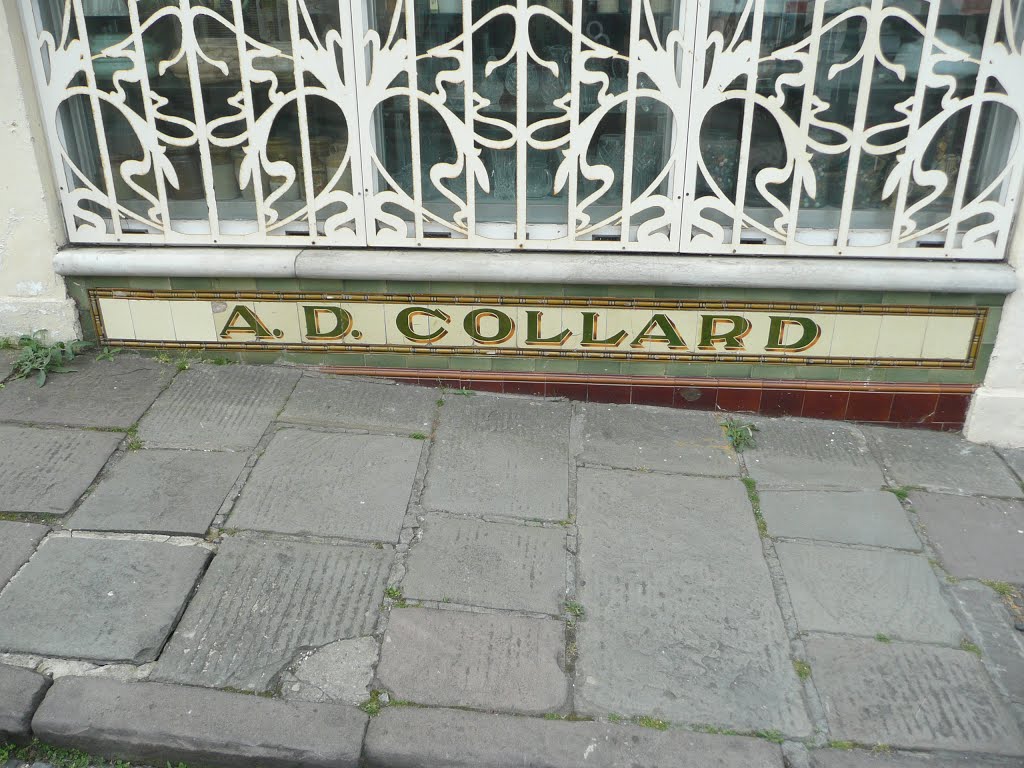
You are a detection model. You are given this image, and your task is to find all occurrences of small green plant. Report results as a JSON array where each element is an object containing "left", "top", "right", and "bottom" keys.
[
  {"left": 741, "top": 477, "right": 768, "bottom": 538},
  {"left": 634, "top": 715, "right": 669, "bottom": 731},
  {"left": 543, "top": 713, "right": 566, "bottom": 720},
  {"left": 0, "top": 336, "right": 16, "bottom": 350},
  {"left": 176, "top": 355, "right": 192, "bottom": 371},
  {"left": 692, "top": 724, "right": 741, "bottom": 736},
  {"left": 96, "top": 346, "right": 121, "bottom": 362},
  {"left": 13, "top": 332, "right": 91, "bottom": 386},
  {"left": 436, "top": 398, "right": 445, "bottom": 406},
  {"left": 722, "top": 418, "right": 758, "bottom": 452},
  {"left": 155, "top": 351, "right": 174, "bottom": 364},
  {"left": 410, "top": 432, "right": 428, "bottom": 440},
  {"left": 874, "top": 633, "right": 891, "bottom": 643},
  {"left": 793, "top": 660, "right": 811, "bottom": 679},
  {"left": 960, "top": 640, "right": 982, "bottom": 657},
  {"left": 885, "top": 486, "right": 912, "bottom": 502},
  {"left": 982, "top": 580, "right": 1015, "bottom": 598},
  {"left": 608, "top": 713, "right": 624, "bottom": 722},
  {"left": 385, "top": 586, "right": 403, "bottom": 600},
  {"left": 827, "top": 740, "right": 856, "bottom": 750},
  {"left": 755, "top": 729, "right": 785, "bottom": 744},
  {"left": 360, "top": 690, "right": 384, "bottom": 716},
  {"left": 565, "top": 600, "right": 585, "bottom": 619}
]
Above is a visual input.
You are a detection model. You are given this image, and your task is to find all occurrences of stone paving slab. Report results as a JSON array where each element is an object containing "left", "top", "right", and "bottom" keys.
[
  {"left": 0, "top": 537, "right": 209, "bottom": 663},
  {"left": 0, "top": 355, "right": 174, "bottom": 429},
  {"left": 745, "top": 419, "right": 884, "bottom": 491},
  {"left": 0, "top": 664, "right": 49, "bottom": 743},
  {"left": 776, "top": 542, "right": 962, "bottom": 644},
  {"left": 806, "top": 636, "right": 1024, "bottom": 755},
  {"left": 866, "top": 427, "right": 1023, "bottom": 498},
  {"left": 69, "top": 450, "right": 247, "bottom": 535},
  {"left": 154, "top": 536, "right": 389, "bottom": 692},
  {"left": 279, "top": 375, "right": 438, "bottom": 434},
  {"left": 402, "top": 515, "right": 567, "bottom": 613},
  {"left": 810, "top": 749, "right": 1024, "bottom": 767},
  {"left": 912, "top": 492, "right": 1024, "bottom": 582},
  {"left": 364, "top": 707, "right": 784, "bottom": 768},
  {"left": 0, "top": 522, "right": 48, "bottom": 588},
  {"left": 228, "top": 428, "right": 421, "bottom": 543},
  {"left": 32, "top": 676, "right": 366, "bottom": 768},
  {"left": 999, "top": 448, "right": 1024, "bottom": 484},
  {"left": 422, "top": 396, "right": 570, "bottom": 520},
  {"left": 578, "top": 404, "right": 738, "bottom": 476},
  {"left": 951, "top": 581, "right": 1024, "bottom": 705},
  {"left": 574, "top": 467, "right": 810, "bottom": 735},
  {"left": 760, "top": 491, "right": 921, "bottom": 550},
  {"left": 0, "top": 426, "right": 122, "bottom": 515},
  {"left": 138, "top": 364, "right": 300, "bottom": 450},
  {"left": 279, "top": 637, "right": 378, "bottom": 706},
  {"left": 377, "top": 608, "right": 568, "bottom": 714},
  {"left": 0, "top": 348, "right": 16, "bottom": 372}
]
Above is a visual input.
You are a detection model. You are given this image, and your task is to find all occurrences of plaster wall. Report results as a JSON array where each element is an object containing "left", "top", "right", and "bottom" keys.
[{"left": 0, "top": 3, "right": 79, "bottom": 342}]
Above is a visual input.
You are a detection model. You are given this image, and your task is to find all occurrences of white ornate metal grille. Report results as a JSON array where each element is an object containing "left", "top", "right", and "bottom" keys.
[{"left": 16, "top": 0, "right": 1024, "bottom": 258}]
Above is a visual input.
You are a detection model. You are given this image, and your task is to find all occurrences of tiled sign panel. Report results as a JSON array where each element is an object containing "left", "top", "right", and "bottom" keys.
[{"left": 90, "top": 290, "right": 985, "bottom": 369}]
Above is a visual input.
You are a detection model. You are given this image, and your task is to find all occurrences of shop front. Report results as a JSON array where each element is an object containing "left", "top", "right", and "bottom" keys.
[{"left": 2, "top": 0, "right": 1023, "bottom": 437}]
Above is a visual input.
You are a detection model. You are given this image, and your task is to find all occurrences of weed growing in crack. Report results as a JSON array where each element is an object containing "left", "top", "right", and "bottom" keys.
[
  {"left": 722, "top": 418, "right": 758, "bottom": 452},
  {"left": 13, "top": 332, "right": 90, "bottom": 386},
  {"left": 982, "top": 580, "right": 1015, "bottom": 598},
  {"left": 409, "top": 432, "right": 428, "bottom": 440},
  {"left": 960, "top": 640, "right": 982, "bottom": 657},
  {"left": 754, "top": 729, "right": 785, "bottom": 744},
  {"left": 793, "top": 660, "right": 811, "bottom": 679},
  {"left": 565, "top": 601, "right": 585, "bottom": 619},
  {"left": 874, "top": 633, "right": 892, "bottom": 643},
  {"left": 634, "top": 716, "right": 669, "bottom": 731},
  {"left": 741, "top": 477, "right": 768, "bottom": 538},
  {"left": 96, "top": 346, "right": 121, "bottom": 362},
  {"left": 360, "top": 690, "right": 384, "bottom": 716}
]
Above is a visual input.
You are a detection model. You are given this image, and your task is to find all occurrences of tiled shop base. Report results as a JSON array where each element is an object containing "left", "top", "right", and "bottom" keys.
[{"left": 322, "top": 367, "right": 974, "bottom": 431}]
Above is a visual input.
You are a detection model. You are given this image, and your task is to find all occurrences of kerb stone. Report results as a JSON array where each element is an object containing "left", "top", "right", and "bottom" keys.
[
  {"left": 377, "top": 608, "right": 568, "bottom": 714},
  {"left": 31, "top": 676, "right": 366, "bottom": 768},
  {"left": 575, "top": 467, "right": 810, "bottom": 735},
  {"left": 422, "top": 396, "right": 570, "bottom": 520},
  {"left": 806, "top": 636, "right": 1024, "bottom": 754},
  {"left": 364, "top": 707, "right": 784, "bottom": 768},
  {"left": 0, "top": 426, "right": 122, "bottom": 515},
  {"left": 776, "top": 542, "right": 962, "bottom": 644},
  {"left": 0, "top": 537, "right": 210, "bottom": 663},
  {"left": 402, "top": 515, "right": 567, "bottom": 613},
  {"left": 0, "top": 663, "right": 50, "bottom": 743},
  {"left": 280, "top": 375, "right": 438, "bottom": 433},
  {"left": 0, "top": 522, "right": 48, "bottom": 588}
]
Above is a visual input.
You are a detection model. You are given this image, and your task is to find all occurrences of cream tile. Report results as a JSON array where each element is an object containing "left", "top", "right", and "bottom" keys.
[
  {"left": 169, "top": 301, "right": 217, "bottom": 343},
  {"left": 515, "top": 307, "right": 572, "bottom": 350},
  {"left": 921, "top": 315, "right": 976, "bottom": 361},
  {"left": 829, "top": 314, "right": 883, "bottom": 359},
  {"left": 693, "top": 311, "right": 755, "bottom": 354},
  {"left": 875, "top": 315, "right": 929, "bottom": 359},
  {"left": 753, "top": 312, "right": 835, "bottom": 358},
  {"left": 98, "top": 298, "right": 135, "bottom": 340},
  {"left": 341, "top": 302, "right": 388, "bottom": 346},
  {"left": 251, "top": 302, "right": 301, "bottom": 343},
  {"left": 128, "top": 300, "right": 175, "bottom": 341},
  {"left": 385, "top": 303, "right": 455, "bottom": 347},
  {"left": 442, "top": 304, "right": 516, "bottom": 349}
]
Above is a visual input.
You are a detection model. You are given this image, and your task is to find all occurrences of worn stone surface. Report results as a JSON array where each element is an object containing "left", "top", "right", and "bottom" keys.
[
  {"left": 0, "top": 522, "right": 47, "bottom": 588},
  {"left": 0, "top": 537, "right": 209, "bottom": 663},
  {"left": 760, "top": 491, "right": 920, "bottom": 549},
  {"left": 279, "top": 637, "right": 378, "bottom": 705},
  {"left": 866, "top": 427, "right": 1023, "bottom": 498},
  {"left": 138, "top": 364, "right": 300, "bottom": 450},
  {"left": 280, "top": 375, "right": 438, "bottom": 434},
  {"left": 811, "top": 749, "right": 1024, "bottom": 767},
  {"left": 0, "top": 426, "right": 122, "bottom": 515},
  {"left": 402, "top": 515, "right": 567, "bottom": 613},
  {"left": 32, "top": 676, "right": 366, "bottom": 768},
  {"left": 377, "top": 608, "right": 568, "bottom": 714},
  {"left": 578, "top": 404, "right": 738, "bottom": 476},
  {"left": 999, "top": 448, "right": 1024, "bottom": 485},
  {"left": 952, "top": 580, "right": 1024, "bottom": 705},
  {"left": 69, "top": 449, "right": 247, "bottom": 535},
  {"left": 228, "top": 428, "right": 421, "bottom": 542},
  {"left": 575, "top": 467, "right": 810, "bottom": 735},
  {"left": 806, "top": 636, "right": 1024, "bottom": 754},
  {"left": 422, "top": 396, "right": 570, "bottom": 520},
  {"left": 0, "top": 355, "right": 174, "bottom": 429},
  {"left": 912, "top": 492, "right": 1024, "bottom": 582},
  {"left": 154, "top": 536, "right": 389, "bottom": 692},
  {"left": 364, "top": 707, "right": 784, "bottom": 768},
  {"left": 776, "top": 542, "right": 962, "bottom": 644},
  {"left": 745, "top": 419, "right": 884, "bottom": 491},
  {"left": 0, "top": 663, "right": 50, "bottom": 742}
]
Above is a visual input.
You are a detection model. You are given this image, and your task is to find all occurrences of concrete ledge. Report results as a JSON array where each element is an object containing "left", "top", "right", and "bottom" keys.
[
  {"left": 363, "top": 707, "right": 783, "bottom": 768},
  {"left": 31, "top": 677, "right": 367, "bottom": 768},
  {"left": 0, "top": 297, "right": 81, "bottom": 341},
  {"left": 0, "top": 663, "right": 50, "bottom": 743},
  {"left": 53, "top": 247, "right": 1017, "bottom": 295},
  {"left": 964, "top": 388, "right": 1024, "bottom": 448}
]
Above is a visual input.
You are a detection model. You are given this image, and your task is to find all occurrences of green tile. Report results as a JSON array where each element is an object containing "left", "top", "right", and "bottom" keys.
[
  {"left": 211, "top": 278, "right": 259, "bottom": 291},
  {"left": 475, "top": 283, "right": 521, "bottom": 297},
  {"left": 318, "top": 352, "right": 367, "bottom": 367},
  {"left": 981, "top": 308, "right": 1002, "bottom": 344},
  {"left": 932, "top": 293, "right": 979, "bottom": 307},
  {"left": 563, "top": 284, "right": 607, "bottom": 298},
  {"left": 363, "top": 353, "right": 409, "bottom": 368},
  {"left": 520, "top": 283, "right": 565, "bottom": 297},
  {"left": 428, "top": 282, "right": 474, "bottom": 296},
  {"left": 927, "top": 368, "right": 984, "bottom": 384},
  {"left": 385, "top": 280, "right": 432, "bottom": 295},
  {"left": 882, "top": 366, "right": 934, "bottom": 383},
  {"left": 749, "top": 364, "right": 800, "bottom": 380},
  {"left": 835, "top": 290, "right": 885, "bottom": 305},
  {"left": 404, "top": 354, "right": 449, "bottom": 369},
  {"left": 882, "top": 291, "right": 930, "bottom": 307},
  {"left": 253, "top": 278, "right": 302, "bottom": 292},
  {"left": 448, "top": 356, "right": 493, "bottom": 371},
  {"left": 491, "top": 357, "right": 538, "bottom": 372},
  {"left": 576, "top": 359, "right": 621, "bottom": 374},
  {"left": 620, "top": 360, "right": 668, "bottom": 376},
  {"left": 605, "top": 285, "right": 657, "bottom": 299},
  {"left": 665, "top": 361, "right": 709, "bottom": 377},
  {"left": 170, "top": 277, "right": 216, "bottom": 291},
  {"left": 653, "top": 286, "right": 701, "bottom": 300},
  {"left": 698, "top": 287, "right": 747, "bottom": 301},
  {"left": 973, "top": 292, "right": 1007, "bottom": 308},
  {"left": 535, "top": 357, "right": 579, "bottom": 373},
  {"left": 704, "top": 363, "right": 753, "bottom": 378},
  {"left": 338, "top": 280, "right": 388, "bottom": 294},
  {"left": 237, "top": 350, "right": 287, "bottom": 365}
]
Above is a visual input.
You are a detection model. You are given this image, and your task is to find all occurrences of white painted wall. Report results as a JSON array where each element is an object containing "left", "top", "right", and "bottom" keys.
[
  {"left": 965, "top": 203, "right": 1024, "bottom": 448},
  {"left": 0, "top": 3, "right": 79, "bottom": 342}
]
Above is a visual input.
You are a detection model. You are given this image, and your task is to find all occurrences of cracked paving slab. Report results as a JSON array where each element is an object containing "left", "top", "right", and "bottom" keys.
[
  {"left": 574, "top": 467, "right": 811, "bottom": 735},
  {"left": 0, "top": 521, "right": 48, "bottom": 589}
]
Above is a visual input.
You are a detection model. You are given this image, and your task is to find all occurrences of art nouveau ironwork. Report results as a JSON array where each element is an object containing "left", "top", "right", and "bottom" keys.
[{"left": 16, "top": 0, "right": 1024, "bottom": 258}]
